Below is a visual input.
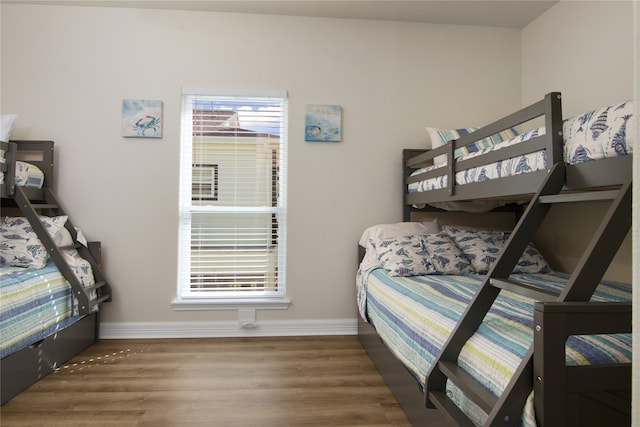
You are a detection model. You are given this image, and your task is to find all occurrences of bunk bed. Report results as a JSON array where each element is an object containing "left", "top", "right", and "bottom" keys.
[
  {"left": 0, "top": 139, "right": 112, "bottom": 404},
  {"left": 357, "top": 93, "right": 633, "bottom": 426}
]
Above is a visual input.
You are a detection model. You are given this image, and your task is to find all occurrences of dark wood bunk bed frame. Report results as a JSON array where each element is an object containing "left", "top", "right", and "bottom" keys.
[
  {"left": 0, "top": 140, "right": 112, "bottom": 404},
  {"left": 358, "top": 93, "right": 632, "bottom": 426}
]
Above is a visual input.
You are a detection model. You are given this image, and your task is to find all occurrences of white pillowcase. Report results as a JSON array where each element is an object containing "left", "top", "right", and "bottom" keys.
[
  {"left": 1, "top": 114, "right": 17, "bottom": 141},
  {"left": 359, "top": 219, "right": 440, "bottom": 250}
]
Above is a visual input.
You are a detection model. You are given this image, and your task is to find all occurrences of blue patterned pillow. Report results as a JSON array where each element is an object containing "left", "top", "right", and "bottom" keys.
[
  {"left": 0, "top": 215, "right": 68, "bottom": 268},
  {"left": 421, "top": 232, "right": 473, "bottom": 275},
  {"left": 443, "top": 226, "right": 550, "bottom": 274},
  {"left": 370, "top": 235, "right": 436, "bottom": 277},
  {"left": 563, "top": 100, "right": 634, "bottom": 164}
]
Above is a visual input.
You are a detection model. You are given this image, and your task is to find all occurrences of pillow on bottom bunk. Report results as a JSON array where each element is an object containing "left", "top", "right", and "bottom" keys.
[
  {"left": 369, "top": 234, "right": 437, "bottom": 277},
  {"left": 421, "top": 232, "right": 474, "bottom": 275},
  {"left": 367, "top": 229, "right": 473, "bottom": 277},
  {"left": 365, "top": 224, "right": 549, "bottom": 277},
  {"left": 443, "top": 225, "right": 550, "bottom": 274},
  {"left": 0, "top": 216, "right": 68, "bottom": 268},
  {"left": 359, "top": 219, "right": 440, "bottom": 251}
]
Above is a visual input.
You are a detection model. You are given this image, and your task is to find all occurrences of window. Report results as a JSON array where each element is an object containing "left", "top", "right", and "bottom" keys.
[
  {"left": 174, "top": 88, "right": 288, "bottom": 309},
  {"left": 192, "top": 164, "right": 218, "bottom": 201}
]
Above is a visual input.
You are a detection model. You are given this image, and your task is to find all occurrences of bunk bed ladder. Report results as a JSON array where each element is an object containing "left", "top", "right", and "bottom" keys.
[
  {"left": 424, "top": 163, "right": 632, "bottom": 427},
  {"left": 13, "top": 186, "right": 112, "bottom": 315}
]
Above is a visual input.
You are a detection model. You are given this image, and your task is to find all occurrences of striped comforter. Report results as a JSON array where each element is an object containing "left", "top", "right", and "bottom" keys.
[
  {"left": 0, "top": 262, "right": 78, "bottom": 359},
  {"left": 364, "top": 269, "right": 632, "bottom": 426}
]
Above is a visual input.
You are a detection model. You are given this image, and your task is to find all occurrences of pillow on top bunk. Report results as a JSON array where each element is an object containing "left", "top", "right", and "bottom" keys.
[
  {"left": 0, "top": 215, "right": 68, "bottom": 268},
  {"left": 426, "top": 126, "right": 519, "bottom": 166},
  {"left": 562, "top": 100, "right": 634, "bottom": 164},
  {"left": 443, "top": 225, "right": 550, "bottom": 274}
]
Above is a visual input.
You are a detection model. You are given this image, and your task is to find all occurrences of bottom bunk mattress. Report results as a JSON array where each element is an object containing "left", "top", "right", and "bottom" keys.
[
  {"left": 0, "top": 260, "right": 94, "bottom": 359},
  {"left": 363, "top": 268, "right": 632, "bottom": 426}
]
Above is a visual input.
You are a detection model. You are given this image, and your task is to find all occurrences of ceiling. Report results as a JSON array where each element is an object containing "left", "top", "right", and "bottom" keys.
[{"left": 4, "top": 0, "right": 558, "bottom": 29}]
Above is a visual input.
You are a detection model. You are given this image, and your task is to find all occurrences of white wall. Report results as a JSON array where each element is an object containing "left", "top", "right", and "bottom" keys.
[
  {"left": 522, "top": 1, "right": 633, "bottom": 114},
  {"left": 1, "top": 4, "right": 522, "bottom": 334},
  {"left": 522, "top": 0, "right": 634, "bottom": 283}
]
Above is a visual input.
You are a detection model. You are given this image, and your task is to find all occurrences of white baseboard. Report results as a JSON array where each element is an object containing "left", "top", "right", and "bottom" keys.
[{"left": 100, "top": 318, "right": 358, "bottom": 339}]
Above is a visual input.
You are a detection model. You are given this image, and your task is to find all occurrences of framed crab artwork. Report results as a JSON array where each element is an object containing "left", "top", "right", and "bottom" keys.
[{"left": 122, "top": 99, "right": 163, "bottom": 138}]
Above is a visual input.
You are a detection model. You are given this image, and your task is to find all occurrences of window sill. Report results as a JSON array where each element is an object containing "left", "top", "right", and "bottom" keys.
[{"left": 171, "top": 297, "right": 291, "bottom": 311}]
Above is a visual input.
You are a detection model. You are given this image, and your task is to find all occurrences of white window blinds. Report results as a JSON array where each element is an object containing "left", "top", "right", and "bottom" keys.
[{"left": 178, "top": 88, "right": 287, "bottom": 300}]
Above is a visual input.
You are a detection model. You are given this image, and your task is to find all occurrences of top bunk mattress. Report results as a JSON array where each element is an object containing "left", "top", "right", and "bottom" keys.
[{"left": 409, "top": 100, "right": 633, "bottom": 195}]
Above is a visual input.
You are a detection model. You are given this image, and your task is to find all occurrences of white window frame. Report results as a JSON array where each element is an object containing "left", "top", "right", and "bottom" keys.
[
  {"left": 192, "top": 163, "right": 218, "bottom": 201},
  {"left": 172, "top": 88, "right": 290, "bottom": 311}
]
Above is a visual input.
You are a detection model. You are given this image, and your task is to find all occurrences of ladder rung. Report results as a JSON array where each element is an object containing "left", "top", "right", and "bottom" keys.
[
  {"left": 428, "top": 390, "right": 477, "bottom": 427},
  {"left": 30, "top": 203, "right": 59, "bottom": 209},
  {"left": 539, "top": 190, "right": 619, "bottom": 204},
  {"left": 490, "top": 278, "right": 559, "bottom": 302},
  {"left": 58, "top": 243, "right": 81, "bottom": 251},
  {"left": 90, "top": 294, "right": 110, "bottom": 307},
  {"left": 438, "top": 361, "right": 498, "bottom": 414},
  {"left": 84, "top": 281, "right": 107, "bottom": 292}
]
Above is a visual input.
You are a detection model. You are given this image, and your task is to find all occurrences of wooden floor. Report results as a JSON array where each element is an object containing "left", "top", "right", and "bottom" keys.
[{"left": 1, "top": 336, "right": 411, "bottom": 427}]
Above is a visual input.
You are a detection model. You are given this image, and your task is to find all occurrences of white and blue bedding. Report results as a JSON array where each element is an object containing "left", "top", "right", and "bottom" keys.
[
  {"left": 357, "top": 222, "right": 632, "bottom": 426},
  {"left": 410, "top": 100, "right": 634, "bottom": 194},
  {"left": 1, "top": 262, "right": 76, "bottom": 358},
  {"left": 1, "top": 258, "right": 96, "bottom": 359},
  {"left": 362, "top": 268, "right": 632, "bottom": 426}
]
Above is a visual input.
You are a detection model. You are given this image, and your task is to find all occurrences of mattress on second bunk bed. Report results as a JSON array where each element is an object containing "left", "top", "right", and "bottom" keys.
[
  {"left": 361, "top": 268, "right": 632, "bottom": 426},
  {"left": 356, "top": 223, "right": 632, "bottom": 426},
  {"left": 0, "top": 217, "right": 96, "bottom": 359},
  {"left": 1, "top": 262, "right": 78, "bottom": 358},
  {"left": 409, "top": 100, "right": 633, "bottom": 194}
]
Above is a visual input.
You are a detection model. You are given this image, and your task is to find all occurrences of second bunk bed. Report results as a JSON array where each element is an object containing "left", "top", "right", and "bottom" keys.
[
  {"left": 0, "top": 139, "right": 112, "bottom": 404},
  {"left": 357, "top": 92, "right": 633, "bottom": 426}
]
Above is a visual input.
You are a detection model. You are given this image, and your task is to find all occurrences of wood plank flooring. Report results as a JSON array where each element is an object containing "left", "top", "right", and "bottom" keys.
[{"left": 1, "top": 336, "right": 411, "bottom": 427}]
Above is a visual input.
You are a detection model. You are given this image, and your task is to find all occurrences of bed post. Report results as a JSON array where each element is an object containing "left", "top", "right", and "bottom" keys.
[
  {"left": 533, "top": 301, "right": 632, "bottom": 426},
  {"left": 403, "top": 148, "right": 428, "bottom": 221},
  {"left": 543, "top": 93, "right": 563, "bottom": 167}
]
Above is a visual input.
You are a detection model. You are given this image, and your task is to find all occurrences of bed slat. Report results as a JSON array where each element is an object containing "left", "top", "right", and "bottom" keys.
[{"left": 489, "top": 278, "right": 558, "bottom": 302}]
